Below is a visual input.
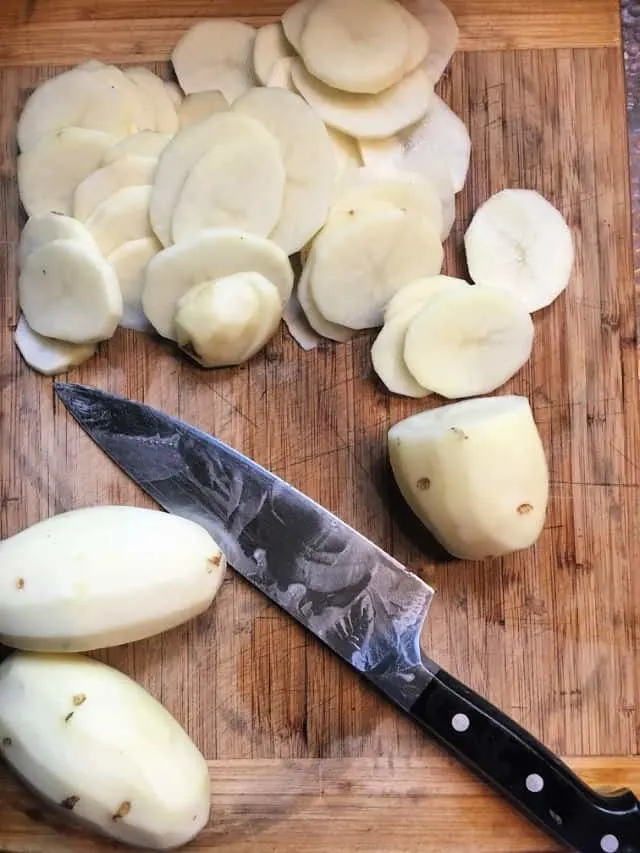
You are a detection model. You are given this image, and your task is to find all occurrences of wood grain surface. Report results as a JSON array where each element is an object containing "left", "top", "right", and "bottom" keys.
[{"left": 0, "top": 1, "right": 638, "bottom": 851}]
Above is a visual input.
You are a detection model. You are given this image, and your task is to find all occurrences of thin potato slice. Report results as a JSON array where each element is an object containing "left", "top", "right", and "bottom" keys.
[
  {"left": 14, "top": 314, "right": 97, "bottom": 376},
  {"left": 253, "top": 22, "right": 294, "bottom": 85},
  {"left": 18, "top": 128, "right": 118, "bottom": 217},
  {"left": 85, "top": 185, "right": 153, "bottom": 257},
  {"left": 371, "top": 308, "right": 430, "bottom": 398},
  {"left": 178, "top": 91, "right": 228, "bottom": 129},
  {"left": 282, "top": 0, "right": 317, "bottom": 51},
  {"left": 291, "top": 59, "right": 433, "bottom": 140},
  {"left": 172, "top": 20, "right": 256, "bottom": 101},
  {"left": 385, "top": 274, "right": 469, "bottom": 321},
  {"left": 398, "top": 5, "right": 430, "bottom": 73},
  {"left": 282, "top": 292, "right": 322, "bottom": 350},
  {"left": 171, "top": 115, "right": 286, "bottom": 243},
  {"left": 142, "top": 228, "right": 294, "bottom": 341},
  {"left": 74, "top": 156, "right": 157, "bottom": 221},
  {"left": 232, "top": 87, "right": 337, "bottom": 255},
  {"left": 108, "top": 237, "right": 160, "bottom": 331},
  {"left": 19, "top": 238, "right": 122, "bottom": 343},
  {"left": 413, "top": 0, "right": 459, "bottom": 83},
  {"left": 125, "top": 67, "right": 180, "bottom": 134},
  {"left": 102, "top": 131, "right": 173, "bottom": 165},
  {"left": 19, "top": 212, "right": 97, "bottom": 268},
  {"left": 297, "top": 257, "right": 354, "bottom": 343}
]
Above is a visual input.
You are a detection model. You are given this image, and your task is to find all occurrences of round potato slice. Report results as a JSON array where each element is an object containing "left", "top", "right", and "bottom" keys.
[
  {"left": 371, "top": 307, "right": 430, "bottom": 398},
  {"left": 19, "top": 212, "right": 97, "bottom": 268},
  {"left": 232, "top": 87, "right": 337, "bottom": 255},
  {"left": 108, "top": 237, "right": 160, "bottom": 332},
  {"left": 414, "top": 0, "right": 459, "bottom": 84},
  {"left": 14, "top": 314, "right": 97, "bottom": 376},
  {"left": 18, "top": 128, "right": 118, "bottom": 217},
  {"left": 142, "top": 228, "right": 294, "bottom": 341},
  {"left": 291, "top": 59, "right": 434, "bottom": 140},
  {"left": 19, "top": 238, "right": 122, "bottom": 344},
  {"left": 398, "top": 5, "right": 430, "bottom": 73},
  {"left": 178, "top": 91, "right": 228, "bottom": 129},
  {"left": 297, "top": 256, "right": 354, "bottom": 343},
  {"left": 311, "top": 208, "right": 444, "bottom": 329},
  {"left": 84, "top": 185, "right": 153, "bottom": 257},
  {"left": 299, "top": 0, "right": 410, "bottom": 95},
  {"left": 171, "top": 116, "right": 286, "bottom": 243},
  {"left": 74, "top": 156, "right": 157, "bottom": 222},
  {"left": 125, "top": 67, "right": 179, "bottom": 134},
  {"left": 172, "top": 19, "right": 256, "bottom": 101},
  {"left": 253, "top": 22, "right": 295, "bottom": 85},
  {"left": 282, "top": 0, "right": 317, "bottom": 51},
  {"left": 102, "top": 131, "right": 173, "bottom": 165}
]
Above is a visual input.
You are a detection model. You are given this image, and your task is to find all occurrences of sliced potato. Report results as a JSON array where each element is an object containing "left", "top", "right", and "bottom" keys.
[
  {"left": 19, "top": 238, "right": 122, "bottom": 344},
  {"left": 267, "top": 57, "right": 297, "bottom": 91},
  {"left": 311, "top": 208, "right": 444, "bottom": 329},
  {"left": 371, "top": 308, "right": 430, "bottom": 398},
  {"left": 102, "top": 131, "right": 173, "bottom": 165},
  {"left": 291, "top": 59, "right": 434, "bottom": 140},
  {"left": 74, "top": 156, "right": 157, "bottom": 222},
  {"left": 385, "top": 274, "right": 469, "bottom": 321},
  {"left": 14, "top": 314, "right": 97, "bottom": 376},
  {"left": 233, "top": 87, "right": 337, "bottom": 255},
  {"left": 18, "top": 128, "right": 118, "bottom": 217},
  {"left": 413, "top": 0, "right": 459, "bottom": 83},
  {"left": 253, "top": 22, "right": 294, "bottom": 85},
  {"left": 142, "top": 228, "right": 294, "bottom": 341},
  {"left": 178, "top": 91, "right": 228, "bottom": 129},
  {"left": 84, "top": 185, "right": 153, "bottom": 257},
  {"left": 282, "top": 0, "right": 317, "bottom": 51},
  {"left": 171, "top": 114, "right": 286, "bottom": 243},
  {"left": 172, "top": 19, "right": 256, "bottom": 101},
  {"left": 297, "top": 256, "right": 354, "bottom": 343},
  {"left": 19, "top": 212, "right": 97, "bottom": 268},
  {"left": 398, "top": 5, "right": 430, "bottom": 73},
  {"left": 108, "top": 238, "right": 160, "bottom": 332},
  {"left": 124, "top": 67, "right": 179, "bottom": 134},
  {"left": 282, "top": 292, "right": 322, "bottom": 350},
  {"left": 17, "top": 68, "right": 136, "bottom": 152}
]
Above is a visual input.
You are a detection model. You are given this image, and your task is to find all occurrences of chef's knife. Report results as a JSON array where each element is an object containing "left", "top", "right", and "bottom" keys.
[{"left": 55, "top": 382, "right": 639, "bottom": 853}]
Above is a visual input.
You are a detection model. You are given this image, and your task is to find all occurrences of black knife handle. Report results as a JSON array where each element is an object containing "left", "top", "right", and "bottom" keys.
[{"left": 409, "top": 663, "right": 640, "bottom": 853}]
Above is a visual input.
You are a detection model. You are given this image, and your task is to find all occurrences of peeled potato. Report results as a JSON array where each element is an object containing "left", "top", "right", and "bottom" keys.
[
  {"left": 85, "top": 185, "right": 153, "bottom": 257},
  {"left": 142, "top": 228, "right": 294, "bottom": 341},
  {"left": 19, "top": 212, "right": 97, "bottom": 268},
  {"left": 253, "top": 22, "right": 294, "bottom": 85},
  {"left": 74, "top": 156, "right": 157, "bottom": 222},
  {"left": 108, "top": 238, "right": 160, "bottom": 332},
  {"left": 19, "top": 239, "right": 122, "bottom": 344},
  {"left": 124, "top": 67, "right": 179, "bottom": 134},
  {"left": 102, "top": 131, "right": 173, "bottom": 165},
  {"left": 18, "top": 128, "right": 118, "bottom": 217},
  {"left": 14, "top": 315, "right": 97, "bottom": 376},
  {"left": 178, "top": 91, "right": 229, "bottom": 129}
]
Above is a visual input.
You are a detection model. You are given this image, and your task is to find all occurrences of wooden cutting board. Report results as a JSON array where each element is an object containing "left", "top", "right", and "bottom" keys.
[{"left": 0, "top": 1, "right": 638, "bottom": 851}]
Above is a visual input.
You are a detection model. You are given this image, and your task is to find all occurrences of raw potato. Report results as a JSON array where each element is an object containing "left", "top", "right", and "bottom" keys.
[
  {"left": 74, "top": 156, "right": 157, "bottom": 222},
  {"left": 253, "top": 22, "right": 294, "bottom": 85},
  {"left": 403, "top": 285, "right": 535, "bottom": 398},
  {"left": 176, "top": 272, "right": 283, "bottom": 367},
  {"left": 178, "top": 91, "right": 229, "bottom": 129},
  {"left": 267, "top": 57, "right": 296, "bottom": 91},
  {"left": 398, "top": 5, "right": 431, "bottom": 73},
  {"left": 18, "top": 128, "right": 117, "bottom": 217},
  {"left": 124, "top": 67, "right": 179, "bottom": 134},
  {"left": 413, "top": 0, "right": 459, "bottom": 83},
  {"left": 85, "top": 185, "right": 153, "bottom": 257},
  {"left": 19, "top": 212, "right": 97, "bottom": 268},
  {"left": 311, "top": 208, "right": 444, "bottom": 329},
  {"left": 233, "top": 87, "right": 337, "bottom": 255},
  {"left": 291, "top": 59, "right": 434, "bottom": 140},
  {"left": 14, "top": 315, "right": 96, "bottom": 376},
  {"left": 102, "top": 131, "right": 173, "bottom": 165},
  {"left": 464, "top": 189, "right": 575, "bottom": 312},
  {"left": 19, "top": 239, "right": 122, "bottom": 344},
  {"left": 282, "top": 0, "right": 317, "bottom": 51},
  {"left": 388, "top": 395, "right": 549, "bottom": 559},
  {"left": 282, "top": 292, "right": 322, "bottom": 350},
  {"left": 142, "top": 228, "right": 294, "bottom": 340},
  {"left": 299, "top": 0, "right": 411, "bottom": 95},
  {"left": 17, "top": 68, "right": 136, "bottom": 152},
  {"left": 172, "top": 19, "right": 256, "bottom": 101},
  {"left": 108, "top": 238, "right": 160, "bottom": 332},
  {"left": 384, "top": 274, "right": 468, "bottom": 321},
  {"left": 297, "top": 255, "right": 354, "bottom": 342},
  {"left": 0, "top": 506, "right": 226, "bottom": 652},
  {"left": 0, "top": 651, "right": 211, "bottom": 849},
  {"left": 171, "top": 114, "right": 286, "bottom": 243},
  {"left": 371, "top": 307, "right": 430, "bottom": 398}
]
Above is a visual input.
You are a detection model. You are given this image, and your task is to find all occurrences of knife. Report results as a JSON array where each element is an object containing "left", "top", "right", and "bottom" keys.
[{"left": 54, "top": 382, "right": 639, "bottom": 853}]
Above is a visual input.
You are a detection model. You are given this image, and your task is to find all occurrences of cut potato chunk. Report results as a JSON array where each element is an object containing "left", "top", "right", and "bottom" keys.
[
  {"left": 171, "top": 114, "right": 286, "bottom": 243},
  {"left": 282, "top": 0, "right": 317, "bottom": 51},
  {"left": 371, "top": 308, "right": 430, "bottom": 398},
  {"left": 297, "top": 255, "right": 354, "bottom": 342},
  {"left": 464, "top": 189, "right": 575, "bottom": 313},
  {"left": 233, "top": 87, "right": 337, "bottom": 255},
  {"left": 18, "top": 128, "right": 118, "bottom": 217},
  {"left": 388, "top": 396, "right": 549, "bottom": 559},
  {"left": 85, "top": 185, "right": 153, "bottom": 257},
  {"left": 178, "top": 91, "right": 228, "bottom": 129},
  {"left": 385, "top": 274, "right": 469, "bottom": 321},
  {"left": 403, "top": 286, "right": 534, "bottom": 398},
  {"left": 413, "top": 0, "right": 459, "bottom": 83},
  {"left": 17, "top": 68, "right": 136, "bottom": 152},
  {"left": 253, "top": 22, "right": 294, "bottom": 85},
  {"left": 19, "top": 212, "right": 97, "bottom": 268},
  {"left": 143, "top": 228, "right": 294, "bottom": 341},
  {"left": 124, "top": 67, "right": 179, "bottom": 134},
  {"left": 267, "top": 57, "right": 297, "bottom": 91},
  {"left": 108, "top": 238, "right": 160, "bottom": 332},
  {"left": 102, "top": 131, "right": 173, "bottom": 165},
  {"left": 74, "top": 156, "right": 157, "bottom": 222},
  {"left": 299, "top": 0, "right": 410, "bottom": 95},
  {"left": 19, "top": 239, "right": 122, "bottom": 344},
  {"left": 176, "top": 272, "right": 283, "bottom": 367},
  {"left": 172, "top": 19, "right": 256, "bottom": 101},
  {"left": 398, "top": 5, "right": 430, "bottom": 73},
  {"left": 14, "top": 315, "right": 96, "bottom": 376},
  {"left": 291, "top": 59, "right": 433, "bottom": 140},
  {"left": 311, "top": 208, "right": 444, "bottom": 329}
]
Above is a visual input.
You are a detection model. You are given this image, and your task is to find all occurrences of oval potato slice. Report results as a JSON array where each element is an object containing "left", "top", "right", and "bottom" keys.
[
  {"left": 398, "top": 5, "right": 430, "bottom": 73},
  {"left": 85, "top": 185, "right": 153, "bottom": 257},
  {"left": 296, "top": 255, "right": 354, "bottom": 343},
  {"left": 19, "top": 212, "right": 97, "bottom": 268},
  {"left": 142, "top": 228, "right": 294, "bottom": 341},
  {"left": 14, "top": 314, "right": 97, "bottom": 376},
  {"left": 253, "top": 22, "right": 294, "bottom": 85},
  {"left": 282, "top": 0, "right": 317, "bottom": 51},
  {"left": 371, "top": 307, "right": 431, "bottom": 398},
  {"left": 102, "top": 131, "right": 173, "bottom": 165},
  {"left": 125, "top": 67, "right": 180, "bottom": 135},
  {"left": 291, "top": 59, "right": 434, "bottom": 140},
  {"left": 74, "top": 156, "right": 157, "bottom": 222},
  {"left": 107, "top": 237, "right": 160, "bottom": 332},
  {"left": 18, "top": 128, "right": 118, "bottom": 217},
  {"left": 19, "top": 238, "right": 122, "bottom": 344},
  {"left": 178, "top": 91, "right": 228, "bottom": 129},
  {"left": 413, "top": 0, "right": 459, "bottom": 84}
]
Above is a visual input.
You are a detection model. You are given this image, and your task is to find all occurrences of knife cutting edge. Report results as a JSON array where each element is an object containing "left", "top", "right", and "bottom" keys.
[{"left": 54, "top": 382, "right": 640, "bottom": 853}]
